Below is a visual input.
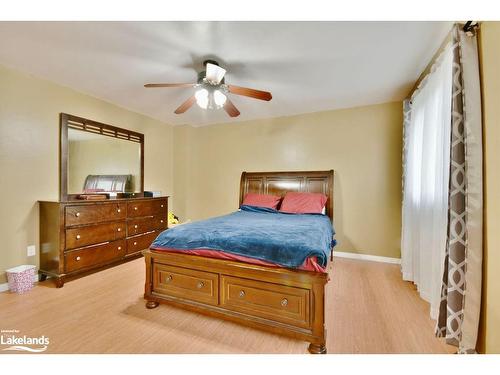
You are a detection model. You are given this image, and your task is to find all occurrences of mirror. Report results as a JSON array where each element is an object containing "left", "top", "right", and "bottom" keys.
[
  {"left": 67, "top": 128, "right": 141, "bottom": 194},
  {"left": 60, "top": 113, "right": 144, "bottom": 200}
]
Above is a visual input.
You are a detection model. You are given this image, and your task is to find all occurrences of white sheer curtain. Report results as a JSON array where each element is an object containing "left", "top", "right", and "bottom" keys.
[{"left": 401, "top": 44, "right": 453, "bottom": 319}]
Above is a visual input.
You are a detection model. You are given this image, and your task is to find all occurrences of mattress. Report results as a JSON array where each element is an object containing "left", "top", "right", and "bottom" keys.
[{"left": 151, "top": 205, "right": 335, "bottom": 273}]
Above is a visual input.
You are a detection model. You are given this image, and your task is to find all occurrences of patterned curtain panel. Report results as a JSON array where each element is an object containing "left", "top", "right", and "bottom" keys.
[{"left": 435, "top": 25, "right": 483, "bottom": 353}]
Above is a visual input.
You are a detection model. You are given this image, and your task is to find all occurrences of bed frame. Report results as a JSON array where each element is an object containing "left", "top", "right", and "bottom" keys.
[{"left": 143, "top": 170, "right": 334, "bottom": 354}]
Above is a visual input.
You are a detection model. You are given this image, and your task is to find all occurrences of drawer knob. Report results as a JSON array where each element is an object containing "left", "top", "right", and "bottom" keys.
[
  {"left": 161, "top": 204, "right": 164, "bottom": 208},
  {"left": 118, "top": 246, "right": 122, "bottom": 250},
  {"left": 117, "top": 208, "right": 121, "bottom": 213},
  {"left": 160, "top": 220, "right": 164, "bottom": 223},
  {"left": 166, "top": 275, "right": 173, "bottom": 282},
  {"left": 196, "top": 281, "right": 204, "bottom": 289},
  {"left": 134, "top": 207, "right": 138, "bottom": 211},
  {"left": 281, "top": 298, "right": 288, "bottom": 307},
  {"left": 117, "top": 228, "right": 122, "bottom": 232},
  {"left": 134, "top": 225, "right": 138, "bottom": 229},
  {"left": 238, "top": 290, "right": 245, "bottom": 298},
  {"left": 133, "top": 241, "right": 137, "bottom": 246},
  {"left": 76, "top": 256, "right": 81, "bottom": 261},
  {"left": 76, "top": 234, "right": 81, "bottom": 240},
  {"left": 75, "top": 212, "right": 80, "bottom": 217}
]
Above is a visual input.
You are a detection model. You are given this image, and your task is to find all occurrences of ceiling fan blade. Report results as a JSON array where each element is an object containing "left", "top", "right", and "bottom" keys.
[
  {"left": 205, "top": 63, "right": 226, "bottom": 84},
  {"left": 227, "top": 85, "right": 272, "bottom": 101},
  {"left": 174, "top": 95, "right": 197, "bottom": 114},
  {"left": 144, "top": 83, "right": 195, "bottom": 88},
  {"left": 223, "top": 99, "right": 240, "bottom": 118}
]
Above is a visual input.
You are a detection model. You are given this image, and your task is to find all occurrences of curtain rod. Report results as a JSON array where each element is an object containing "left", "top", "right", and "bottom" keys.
[
  {"left": 463, "top": 21, "right": 479, "bottom": 33},
  {"left": 405, "top": 21, "right": 479, "bottom": 101}
]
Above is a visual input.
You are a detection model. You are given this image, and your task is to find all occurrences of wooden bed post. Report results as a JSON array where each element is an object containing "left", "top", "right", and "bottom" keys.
[{"left": 144, "top": 250, "right": 159, "bottom": 309}]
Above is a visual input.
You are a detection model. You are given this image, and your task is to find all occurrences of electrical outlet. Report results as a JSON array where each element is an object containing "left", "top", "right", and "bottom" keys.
[{"left": 27, "top": 245, "right": 36, "bottom": 257}]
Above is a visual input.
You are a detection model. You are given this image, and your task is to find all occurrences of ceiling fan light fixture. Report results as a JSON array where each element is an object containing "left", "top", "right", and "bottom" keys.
[
  {"left": 195, "top": 88, "right": 209, "bottom": 109},
  {"left": 213, "top": 89, "right": 227, "bottom": 106},
  {"left": 205, "top": 63, "right": 227, "bottom": 85}
]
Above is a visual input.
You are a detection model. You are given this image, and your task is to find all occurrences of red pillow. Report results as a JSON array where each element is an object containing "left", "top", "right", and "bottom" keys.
[
  {"left": 279, "top": 192, "right": 328, "bottom": 214},
  {"left": 242, "top": 193, "right": 281, "bottom": 209}
]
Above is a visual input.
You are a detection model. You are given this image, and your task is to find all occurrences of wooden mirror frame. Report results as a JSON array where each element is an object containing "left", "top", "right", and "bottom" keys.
[{"left": 59, "top": 113, "right": 145, "bottom": 201}]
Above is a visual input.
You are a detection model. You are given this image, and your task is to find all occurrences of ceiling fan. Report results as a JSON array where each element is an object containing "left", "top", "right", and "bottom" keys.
[{"left": 144, "top": 60, "right": 272, "bottom": 118}]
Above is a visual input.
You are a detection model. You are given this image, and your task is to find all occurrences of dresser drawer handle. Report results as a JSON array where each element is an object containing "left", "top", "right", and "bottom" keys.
[
  {"left": 166, "top": 275, "right": 173, "bottom": 282},
  {"left": 281, "top": 298, "right": 288, "bottom": 307},
  {"left": 76, "top": 234, "right": 81, "bottom": 240},
  {"left": 133, "top": 241, "right": 137, "bottom": 246},
  {"left": 160, "top": 220, "right": 164, "bottom": 223},
  {"left": 134, "top": 225, "right": 138, "bottom": 229},
  {"left": 161, "top": 204, "right": 164, "bottom": 208},
  {"left": 238, "top": 290, "right": 245, "bottom": 298},
  {"left": 76, "top": 256, "right": 81, "bottom": 261},
  {"left": 196, "top": 281, "right": 204, "bottom": 289},
  {"left": 75, "top": 212, "right": 80, "bottom": 217},
  {"left": 134, "top": 207, "right": 138, "bottom": 211},
  {"left": 117, "top": 208, "right": 121, "bottom": 213},
  {"left": 117, "top": 228, "right": 122, "bottom": 232}
]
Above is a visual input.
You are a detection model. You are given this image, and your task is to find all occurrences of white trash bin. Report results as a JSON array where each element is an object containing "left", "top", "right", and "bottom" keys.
[{"left": 6, "top": 265, "right": 36, "bottom": 294}]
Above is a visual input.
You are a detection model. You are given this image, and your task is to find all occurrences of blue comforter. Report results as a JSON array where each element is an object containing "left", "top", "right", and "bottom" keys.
[{"left": 151, "top": 205, "right": 335, "bottom": 268}]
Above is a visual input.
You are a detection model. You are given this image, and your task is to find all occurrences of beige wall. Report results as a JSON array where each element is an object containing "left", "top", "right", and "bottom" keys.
[
  {"left": 0, "top": 64, "right": 174, "bottom": 283},
  {"left": 172, "top": 102, "right": 403, "bottom": 259},
  {"left": 68, "top": 134, "right": 141, "bottom": 193},
  {"left": 478, "top": 21, "right": 500, "bottom": 354}
]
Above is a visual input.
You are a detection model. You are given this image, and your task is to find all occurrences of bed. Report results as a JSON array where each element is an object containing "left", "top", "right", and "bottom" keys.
[{"left": 143, "top": 170, "right": 334, "bottom": 354}]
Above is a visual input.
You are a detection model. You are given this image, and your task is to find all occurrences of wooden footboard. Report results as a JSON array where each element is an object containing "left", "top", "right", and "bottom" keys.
[{"left": 143, "top": 249, "right": 329, "bottom": 354}]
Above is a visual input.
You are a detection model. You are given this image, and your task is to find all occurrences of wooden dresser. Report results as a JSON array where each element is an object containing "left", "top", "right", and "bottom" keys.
[{"left": 39, "top": 196, "right": 168, "bottom": 287}]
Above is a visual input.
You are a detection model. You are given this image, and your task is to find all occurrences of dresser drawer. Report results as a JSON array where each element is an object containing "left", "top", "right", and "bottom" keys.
[
  {"left": 155, "top": 216, "right": 168, "bottom": 231},
  {"left": 127, "top": 199, "right": 167, "bottom": 218},
  {"left": 65, "top": 203, "right": 126, "bottom": 227},
  {"left": 152, "top": 263, "right": 219, "bottom": 305},
  {"left": 220, "top": 275, "right": 310, "bottom": 328},
  {"left": 128, "top": 216, "right": 167, "bottom": 236},
  {"left": 126, "top": 231, "right": 158, "bottom": 255},
  {"left": 65, "top": 240, "right": 126, "bottom": 273},
  {"left": 66, "top": 221, "right": 126, "bottom": 250}
]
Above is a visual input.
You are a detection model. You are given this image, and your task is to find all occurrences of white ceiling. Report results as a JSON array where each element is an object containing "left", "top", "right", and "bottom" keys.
[{"left": 0, "top": 21, "right": 452, "bottom": 126}]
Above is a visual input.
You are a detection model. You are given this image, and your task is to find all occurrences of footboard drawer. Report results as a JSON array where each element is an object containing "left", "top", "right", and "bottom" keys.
[
  {"left": 152, "top": 264, "right": 219, "bottom": 305},
  {"left": 220, "top": 275, "right": 311, "bottom": 329}
]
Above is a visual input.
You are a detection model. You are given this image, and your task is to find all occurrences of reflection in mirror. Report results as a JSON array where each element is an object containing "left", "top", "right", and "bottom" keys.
[{"left": 67, "top": 128, "right": 141, "bottom": 195}]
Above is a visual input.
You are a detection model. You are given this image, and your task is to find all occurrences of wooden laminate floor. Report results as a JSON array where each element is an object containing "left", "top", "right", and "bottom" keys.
[{"left": 0, "top": 257, "right": 456, "bottom": 354}]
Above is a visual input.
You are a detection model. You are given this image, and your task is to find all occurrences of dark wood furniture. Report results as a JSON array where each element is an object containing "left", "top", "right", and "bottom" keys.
[
  {"left": 40, "top": 197, "right": 168, "bottom": 287},
  {"left": 144, "top": 170, "right": 333, "bottom": 354},
  {"left": 60, "top": 113, "right": 144, "bottom": 201},
  {"left": 39, "top": 113, "right": 163, "bottom": 287}
]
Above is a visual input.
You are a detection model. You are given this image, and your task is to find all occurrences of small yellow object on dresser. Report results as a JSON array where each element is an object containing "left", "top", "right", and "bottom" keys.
[
  {"left": 167, "top": 211, "right": 191, "bottom": 228},
  {"left": 167, "top": 211, "right": 179, "bottom": 225}
]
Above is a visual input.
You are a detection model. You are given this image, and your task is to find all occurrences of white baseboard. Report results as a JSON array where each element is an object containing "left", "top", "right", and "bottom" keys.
[
  {"left": 333, "top": 251, "right": 401, "bottom": 265},
  {"left": 0, "top": 274, "right": 40, "bottom": 293}
]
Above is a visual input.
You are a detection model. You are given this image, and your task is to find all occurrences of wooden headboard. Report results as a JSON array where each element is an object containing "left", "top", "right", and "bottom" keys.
[{"left": 239, "top": 170, "right": 334, "bottom": 222}]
